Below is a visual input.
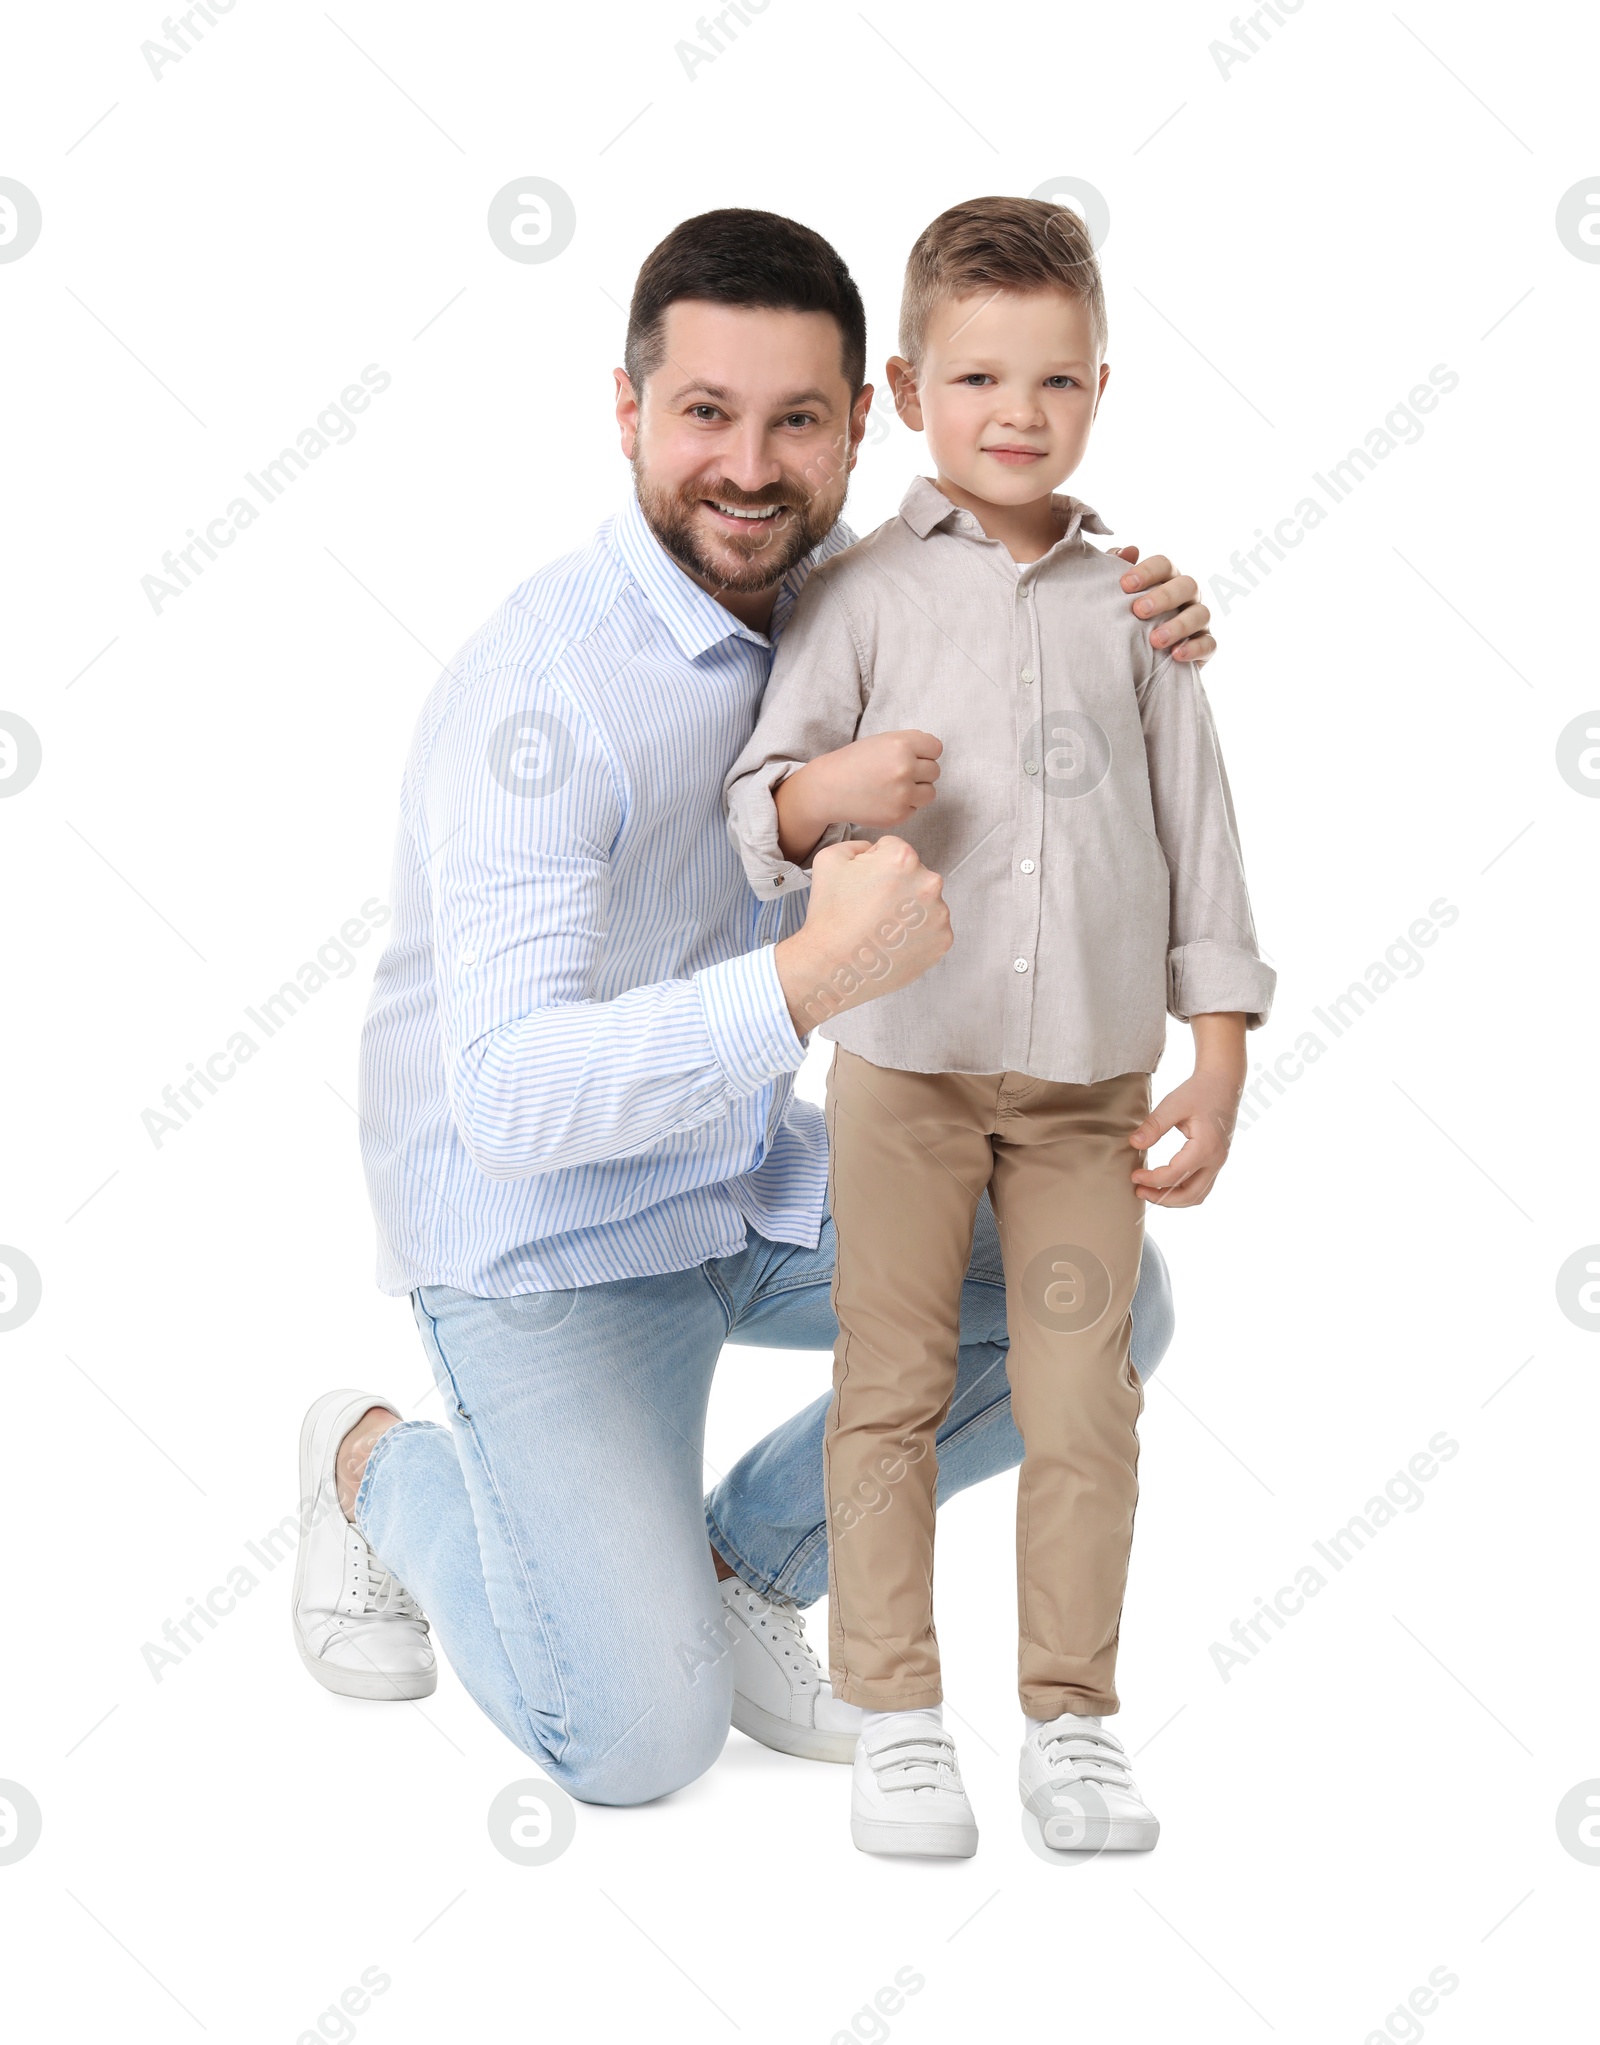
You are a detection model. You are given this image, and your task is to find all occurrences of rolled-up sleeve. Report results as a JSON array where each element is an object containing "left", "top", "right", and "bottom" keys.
[
  {"left": 422, "top": 674, "right": 805, "bottom": 1181},
  {"left": 724, "top": 572, "right": 870, "bottom": 895},
  {"left": 1139, "top": 662, "right": 1276, "bottom": 1028}
]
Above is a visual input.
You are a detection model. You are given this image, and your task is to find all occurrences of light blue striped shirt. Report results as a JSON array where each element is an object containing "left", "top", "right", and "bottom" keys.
[{"left": 358, "top": 490, "right": 856, "bottom": 1296}]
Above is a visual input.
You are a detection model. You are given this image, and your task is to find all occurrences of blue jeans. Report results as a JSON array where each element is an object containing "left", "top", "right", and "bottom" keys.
[{"left": 355, "top": 1196, "right": 1174, "bottom": 1806}]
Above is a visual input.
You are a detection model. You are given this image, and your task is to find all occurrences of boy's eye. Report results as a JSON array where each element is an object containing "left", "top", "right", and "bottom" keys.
[
  {"left": 959, "top": 374, "right": 993, "bottom": 387},
  {"left": 1044, "top": 375, "right": 1078, "bottom": 390}
]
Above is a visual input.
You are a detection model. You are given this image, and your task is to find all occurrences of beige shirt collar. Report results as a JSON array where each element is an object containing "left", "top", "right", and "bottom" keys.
[{"left": 896, "top": 473, "right": 1115, "bottom": 552}]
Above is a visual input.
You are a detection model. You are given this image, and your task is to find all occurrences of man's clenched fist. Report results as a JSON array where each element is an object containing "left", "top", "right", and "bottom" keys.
[{"left": 774, "top": 836, "right": 952, "bottom": 1036}]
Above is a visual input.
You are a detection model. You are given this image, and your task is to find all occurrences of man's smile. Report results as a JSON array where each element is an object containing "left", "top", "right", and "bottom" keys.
[{"left": 703, "top": 498, "right": 794, "bottom": 534}]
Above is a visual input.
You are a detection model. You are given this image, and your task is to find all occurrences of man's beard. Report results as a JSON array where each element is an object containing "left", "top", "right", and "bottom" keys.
[{"left": 632, "top": 459, "right": 844, "bottom": 595}]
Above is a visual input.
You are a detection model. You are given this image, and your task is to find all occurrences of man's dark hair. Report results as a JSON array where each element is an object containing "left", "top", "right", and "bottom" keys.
[{"left": 624, "top": 208, "right": 867, "bottom": 397}]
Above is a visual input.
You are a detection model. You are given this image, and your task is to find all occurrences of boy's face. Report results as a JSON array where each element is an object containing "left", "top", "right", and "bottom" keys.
[{"left": 890, "top": 287, "right": 1108, "bottom": 509}]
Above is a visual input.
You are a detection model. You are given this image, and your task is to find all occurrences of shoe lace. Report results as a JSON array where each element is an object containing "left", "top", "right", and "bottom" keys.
[
  {"left": 344, "top": 1527, "right": 422, "bottom": 1622},
  {"left": 735, "top": 1586, "right": 822, "bottom": 1681},
  {"left": 868, "top": 1729, "right": 963, "bottom": 1796},
  {"left": 1039, "top": 1720, "right": 1135, "bottom": 1793}
]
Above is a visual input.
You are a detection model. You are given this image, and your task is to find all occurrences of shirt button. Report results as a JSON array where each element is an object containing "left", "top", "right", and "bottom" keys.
[
  {"left": 1019, "top": 584, "right": 1032, "bottom": 598},
  {"left": 1020, "top": 667, "right": 1035, "bottom": 683},
  {"left": 772, "top": 875, "right": 784, "bottom": 887},
  {"left": 1020, "top": 858, "right": 1036, "bottom": 874},
  {"left": 1024, "top": 760, "right": 1039, "bottom": 774},
  {"left": 460, "top": 947, "right": 477, "bottom": 966},
  {"left": 1013, "top": 957, "right": 1030, "bottom": 973}
]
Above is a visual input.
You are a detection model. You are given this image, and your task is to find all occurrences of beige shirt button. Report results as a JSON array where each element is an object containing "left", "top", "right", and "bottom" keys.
[
  {"left": 1024, "top": 760, "right": 1039, "bottom": 774},
  {"left": 1021, "top": 667, "right": 1035, "bottom": 683},
  {"left": 1020, "top": 859, "right": 1036, "bottom": 874},
  {"left": 1013, "top": 957, "right": 1029, "bottom": 973},
  {"left": 1019, "top": 583, "right": 1033, "bottom": 598}
]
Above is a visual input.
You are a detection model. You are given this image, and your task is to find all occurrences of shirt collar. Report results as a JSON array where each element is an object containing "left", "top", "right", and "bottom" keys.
[
  {"left": 610, "top": 488, "right": 848, "bottom": 661},
  {"left": 896, "top": 472, "right": 1113, "bottom": 551},
  {"left": 611, "top": 489, "right": 768, "bottom": 660}
]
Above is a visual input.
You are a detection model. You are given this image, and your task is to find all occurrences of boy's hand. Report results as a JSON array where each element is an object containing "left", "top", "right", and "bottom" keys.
[
  {"left": 811, "top": 729, "right": 943, "bottom": 826},
  {"left": 1129, "top": 1014, "right": 1248, "bottom": 1207},
  {"left": 774, "top": 731, "right": 942, "bottom": 862},
  {"left": 1113, "top": 547, "right": 1215, "bottom": 664}
]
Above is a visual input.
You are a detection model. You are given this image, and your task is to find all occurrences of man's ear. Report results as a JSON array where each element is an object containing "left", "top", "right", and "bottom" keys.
[
  {"left": 886, "top": 356, "right": 924, "bottom": 432},
  {"left": 844, "top": 381, "right": 875, "bottom": 471},
  {"left": 614, "top": 368, "right": 640, "bottom": 459}
]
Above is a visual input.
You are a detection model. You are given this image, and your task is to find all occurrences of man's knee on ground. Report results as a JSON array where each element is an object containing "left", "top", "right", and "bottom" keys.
[
  {"left": 536, "top": 1616, "right": 736, "bottom": 1806},
  {"left": 553, "top": 1673, "right": 733, "bottom": 1806}
]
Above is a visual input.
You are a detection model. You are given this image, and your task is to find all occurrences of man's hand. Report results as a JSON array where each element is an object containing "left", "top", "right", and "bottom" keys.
[
  {"left": 774, "top": 837, "right": 952, "bottom": 1037},
  {"left": 774, "top": 731, "right": 943, "bottom": 864},
  {"left": 1112, "top": 547, "right": 1215, "bottom": 664},
  {"left": 1129, "top": 1013, "right": 1247, "bottom": 1207}
]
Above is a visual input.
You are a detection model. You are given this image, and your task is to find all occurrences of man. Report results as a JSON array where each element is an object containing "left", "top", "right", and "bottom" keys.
[{"left": 291, "top": 209, "right": 1209, "bottom": 1806}]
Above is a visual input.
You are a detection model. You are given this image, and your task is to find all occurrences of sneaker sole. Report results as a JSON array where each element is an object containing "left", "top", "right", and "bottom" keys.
[
  {"left": 732, "top": 1693, "right": 857, "bottom": 1764},
  {"left": 852, "top": 1816, "right": 979, "bottom": 1858},
  {"left": 1024, "top": 1793, "right": 1159, "bottom": 1852},
  {"left": 294, "top": 1632, "right": 437, "bottom": 1701}
]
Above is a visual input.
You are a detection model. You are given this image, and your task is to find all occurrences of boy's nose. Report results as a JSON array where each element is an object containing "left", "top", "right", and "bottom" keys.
[{"left": 995, "top": 392, "right": 1046, "bottom": 429}]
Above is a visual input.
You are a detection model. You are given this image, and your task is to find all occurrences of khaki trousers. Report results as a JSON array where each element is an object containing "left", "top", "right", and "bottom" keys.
[{"left": 823, "top": 1048, "right": 1150, "bottom": 1719}]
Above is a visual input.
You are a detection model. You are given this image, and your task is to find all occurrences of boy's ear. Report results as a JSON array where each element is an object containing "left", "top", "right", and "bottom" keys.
[
  {"left": 886, "top": 356, "right": 924, "bottom": 432},
  {"left": 1092, "top": 361, "right": 1111, "bottom": 419}
]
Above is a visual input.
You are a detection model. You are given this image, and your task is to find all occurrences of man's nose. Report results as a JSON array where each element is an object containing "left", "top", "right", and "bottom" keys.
[{"left": 716, "top": 423, "right": 788, "bottom": 494}]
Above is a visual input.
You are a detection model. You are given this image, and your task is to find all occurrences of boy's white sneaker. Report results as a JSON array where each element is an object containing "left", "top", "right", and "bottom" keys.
[
  {"left": 851, "top": 1713, "right": 978, "bottom": 1858},
  {"left": 721, "top": 1579, "right": 862, "bottom": 1763},
  {"left": 291, "top": 1389, "right": 436, "bottom": 1701},
  {"left": 1020, "top": 1713, "right": 1159, "bottom": 1851}
]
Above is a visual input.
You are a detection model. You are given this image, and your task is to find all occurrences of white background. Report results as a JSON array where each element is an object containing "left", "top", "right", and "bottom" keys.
[{"left": 3, "top": 1, "right": 1598, "bottom": 2038}]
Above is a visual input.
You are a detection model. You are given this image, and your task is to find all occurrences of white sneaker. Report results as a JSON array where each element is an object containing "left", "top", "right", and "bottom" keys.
[
  {"left": 721, "top": 1578, "right": 862, "bottom": 1763},
  {"left": 291, "top": 1389, "right": 436, "bottom": 1701},
  {"left": 1020, "top": 1714, "right": 1159, "bottom": 1851},
  {"left": 851, "top": 1714, "right": 978, "bottom": 1858}
]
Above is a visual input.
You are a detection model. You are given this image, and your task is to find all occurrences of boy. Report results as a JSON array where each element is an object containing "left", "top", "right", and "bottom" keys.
[{"left": 724, "top": 196, "right": 1274, "bottom": 1856}]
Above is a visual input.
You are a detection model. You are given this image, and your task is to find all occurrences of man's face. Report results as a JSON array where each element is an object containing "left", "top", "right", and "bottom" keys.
[{"left": 616, "top": 301, "right": 872, "bottom": 597}]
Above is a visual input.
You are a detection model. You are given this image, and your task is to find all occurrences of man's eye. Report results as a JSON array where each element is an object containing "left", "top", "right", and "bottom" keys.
[
  {"left": 689, "top": 405, "right": 722, "bottom": 421},
  {"left": 779, "top": 413, "right": 817, "bottom": 429}
]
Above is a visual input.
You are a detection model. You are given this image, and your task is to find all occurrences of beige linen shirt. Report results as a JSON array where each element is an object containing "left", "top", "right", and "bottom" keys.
[{"left": 724, "top": 475, "right": 1275, "bottom": 1084}]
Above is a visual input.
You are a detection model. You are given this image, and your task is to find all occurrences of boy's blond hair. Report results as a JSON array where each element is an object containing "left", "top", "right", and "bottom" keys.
[{"left": 898, "top": 195, "right": 1107, "bottom": 367}]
